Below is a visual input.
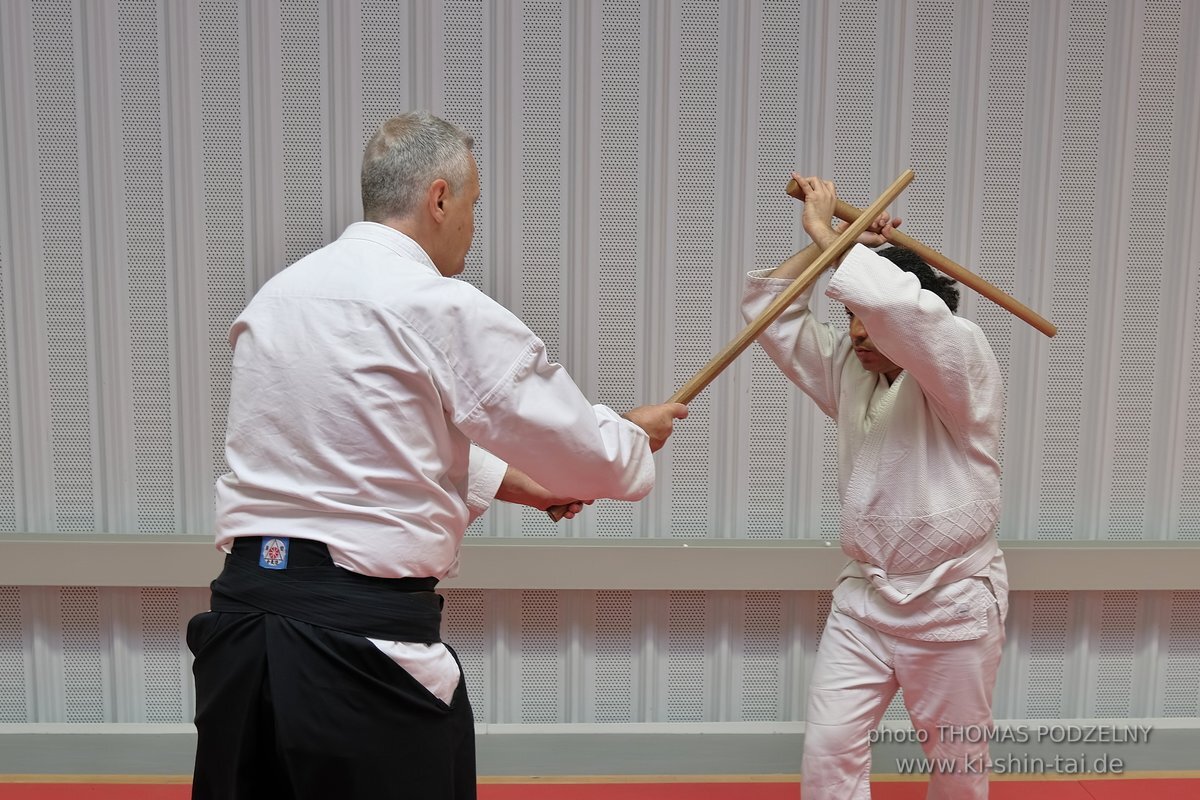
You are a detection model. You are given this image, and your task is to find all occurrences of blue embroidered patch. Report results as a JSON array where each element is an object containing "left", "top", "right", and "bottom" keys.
[{"left": 259, "top": 537, "right": 290, "bottom": 570}]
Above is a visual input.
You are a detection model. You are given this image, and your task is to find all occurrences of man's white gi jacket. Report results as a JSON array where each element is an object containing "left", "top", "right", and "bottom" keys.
[
  {"left": 742, "top": 244, "right": 1008, "bottom": 642},
  {"left": 214, "top": 222, "right": 657, "bottom": 699}
]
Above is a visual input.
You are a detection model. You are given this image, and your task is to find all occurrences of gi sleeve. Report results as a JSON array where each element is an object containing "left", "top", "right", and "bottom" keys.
[
  {"left": 465, "top": 444, "right": 507, "bottom": 522},
  {"left": 740, "top": 268, "right": 850, "bottom": 419},
  {"left": 407, "top": 284, "right": 655, "bottom": 503},
  {"left": 826, "top": 245, "right": 1003, "bottom": 437}
]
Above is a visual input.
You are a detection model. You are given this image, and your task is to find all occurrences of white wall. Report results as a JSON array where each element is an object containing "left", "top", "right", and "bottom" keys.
[{"left": 1, "top": 0, "right": 1198, "bottom": 726}]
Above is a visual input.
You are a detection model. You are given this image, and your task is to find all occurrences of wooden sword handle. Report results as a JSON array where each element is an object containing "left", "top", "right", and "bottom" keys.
[{"left": 785, "top": 178, "right": 1056, "bottom": 337}]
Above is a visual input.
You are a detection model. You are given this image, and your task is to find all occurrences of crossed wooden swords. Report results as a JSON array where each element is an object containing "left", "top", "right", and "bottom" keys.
[{"left": 548, "top": 170, "right": 1054, "bottom": 520}]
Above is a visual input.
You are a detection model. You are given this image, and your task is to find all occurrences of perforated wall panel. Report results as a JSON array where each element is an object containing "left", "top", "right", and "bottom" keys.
[
  {"left": 975, "top": 0, "right": 1030, "bottom": 487},
  {"left": 668, "top": 0, "right": 721, "bottom": 538},
  {"left": 439, "top": 0, "right": 491, "bottom": 537},
  {"left": 832, "top": 3, "right": 878, "bottom": 194},
  {"left": 443, "top": 588, "right": 487, "bottom": 720},
  {"left": 1091, "top": 591, "right": 1138, "bottom": 716},
  {"left": 139, "top": 589, "right": 185, "bottom": 723},
  {"left": 1106, "top": 0, "right": 1179, "bottom": 540},
  {"left": 1186, "top": 275, "right": 1200, "bottom": 537},
  {"left": 1037, "top": 2, "right": 1105, "bottom": 540},
  {"left": 3, "top": 0, "right": 1197, "bottom": 539},
  {"left": 593, "top": 0, "right": 645, "bottom": 538},
  {"left": 359, "top": 1, "right": 408, "bottom": 145},
  {"left": 33, "top": 0, "right": 98, "bottom": 532},
  {"left": 592, "top": 590, "right": 633, "bottom": 722},
  {"left": 0, "top": 587, "right": 206, "bottom": 723},
  {"left": 199, "top": 0, "right": 248, "bottom": 491},
  {"left": 745, "top": 0, "right": 813, "bottom": 540},
  {"left": 0, "top": 224, "right": 12, "bottom": 533},
  {"left": 119, "top": 0, "right": 180, "bottom": 534},
  {"left": 740, "top": 591, "right": 782, "bottom": 720},
  {"left": 0, "top": 14, "right": 13, "bottom": 535},
  {"left": 516, "top": 1, "right": 569, "bottom": 540},
  {"left": 1162, "top": 591, "right": 1200, "bottom": 716},
  {"left": 1, "top": 0, "right": 1199, "bottom": 728},
  {"left": 0, "top": 587, "right": 26, "bottom": 721},
  {"left": 518, "top": 590, "right": 561, "bottom": 722},
  {"left": 441, "top": 0, "right": 486, "bottom": 292},
  {"left": 1022, "top": 591, "right": 1072, "bottom": 718},
  {"left": 904, "top": 1, "right": 954, "bottom": 247},
  {"left": 281, "top": 0, "right": 327, "bottom": 267},
  {"left": 518, "top": 1, "right": 565, "bottom": 361},
  {"left": 824, "top": 1, "right": 886, "bottom": 540},
  {"left": 60, "top": 587, "right": 105, "bottom": 722},
  {"left": 666, "top": 590, "right": 707, "bottom": 721},
  {"left": 1, "top": 584, "right": 1198, "bottom": 724}
]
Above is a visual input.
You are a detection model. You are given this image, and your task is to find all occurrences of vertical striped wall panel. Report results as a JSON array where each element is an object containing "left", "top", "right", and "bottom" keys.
[
  {"left": 0, "top": 0, "right": 1197, "bottom": 724},
  {"left": 2, "top": 586, "right": 1198, "bottom": 724}
]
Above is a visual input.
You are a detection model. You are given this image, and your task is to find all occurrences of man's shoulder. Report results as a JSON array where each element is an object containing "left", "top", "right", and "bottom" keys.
[
  {"left": 258, "top": 238, "right": 466, "bottom": 300},
  {"left": 950, "top": 313, "right": 986, "bottom": 336}
]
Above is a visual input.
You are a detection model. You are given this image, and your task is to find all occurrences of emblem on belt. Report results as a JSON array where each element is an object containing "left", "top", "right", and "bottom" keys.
[{"left": 259, "top": 537, "right": 290, "bottom": 570}]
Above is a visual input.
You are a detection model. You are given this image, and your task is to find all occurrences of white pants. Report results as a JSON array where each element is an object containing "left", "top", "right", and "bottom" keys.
[{"left": 801, "top": 606, "right": 1005, "bottom": 800}]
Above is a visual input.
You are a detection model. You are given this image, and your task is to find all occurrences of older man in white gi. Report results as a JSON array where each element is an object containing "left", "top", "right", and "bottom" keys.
[
  {"left": 741, "top": 175, "right": 1007, "bottom": 800},
  {"left": 187, "top": 111, "right": 687, "bottom": 799}
]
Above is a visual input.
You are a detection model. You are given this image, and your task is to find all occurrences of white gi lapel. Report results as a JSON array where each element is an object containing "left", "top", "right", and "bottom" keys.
[{"left": 843, "top": 372, "right": 905, "bottom": 505}]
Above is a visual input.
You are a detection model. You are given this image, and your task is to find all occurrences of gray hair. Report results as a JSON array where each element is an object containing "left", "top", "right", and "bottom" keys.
[{"left": 360, "top": 111, "right": 475, "bottom": 222}]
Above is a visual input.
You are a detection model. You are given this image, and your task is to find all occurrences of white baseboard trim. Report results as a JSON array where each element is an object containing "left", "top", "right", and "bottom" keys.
[
  {"left": 1, "top": 718, "right": 1197, "bottom": 778},
  {"left": 2, "top": 716, "right": 1198, "bottom": 736}
]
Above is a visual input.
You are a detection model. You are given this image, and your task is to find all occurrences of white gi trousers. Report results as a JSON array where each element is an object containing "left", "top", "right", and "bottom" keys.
[{"left": 801, "top": 605, "right": 1005, "bottom": 799}]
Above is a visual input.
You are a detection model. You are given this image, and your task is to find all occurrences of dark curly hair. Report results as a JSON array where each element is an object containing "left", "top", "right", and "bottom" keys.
[{"left": 875, "top": 246, "right": 959, "bottom": 313}]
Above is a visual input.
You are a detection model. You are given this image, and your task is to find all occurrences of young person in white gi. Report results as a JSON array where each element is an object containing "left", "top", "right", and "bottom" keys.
[
  {"left": 740, "top": 175, "right": 1007, "bottom": 799},
  {"left": 187, "top": 111, "right": 688, "bottom": 800}
]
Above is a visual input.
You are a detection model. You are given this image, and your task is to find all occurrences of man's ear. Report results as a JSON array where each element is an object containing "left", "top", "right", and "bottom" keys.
[{"left": 428, "top": 179, "right": 450, "bottom": 222}]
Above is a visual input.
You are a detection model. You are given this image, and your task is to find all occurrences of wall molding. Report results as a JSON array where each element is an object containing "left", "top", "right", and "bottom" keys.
[
  {"left": 3, "top": 534, "right": 1199, "bottom": 590},
  {"left": 1, "top": 718, "right": 1198, "bottom": 778}
]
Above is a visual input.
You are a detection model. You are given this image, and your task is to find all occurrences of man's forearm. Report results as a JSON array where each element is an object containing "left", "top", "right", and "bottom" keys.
[
  {"left": 494, "top": 465, "right": 546, "bottom": 508},
  {"left": 767, "top": 240, "right": 825, "bottom": 280}
]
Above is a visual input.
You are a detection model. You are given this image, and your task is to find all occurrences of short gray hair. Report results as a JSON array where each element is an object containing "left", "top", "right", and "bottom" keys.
[{"left": 360, "top": 111, "right": 475, "bottom": 222}]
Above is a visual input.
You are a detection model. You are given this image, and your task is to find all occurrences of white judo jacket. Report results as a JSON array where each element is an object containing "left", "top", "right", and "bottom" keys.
[{"left": 742, "top": 244, "right": 1008, "bottom": 641}]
